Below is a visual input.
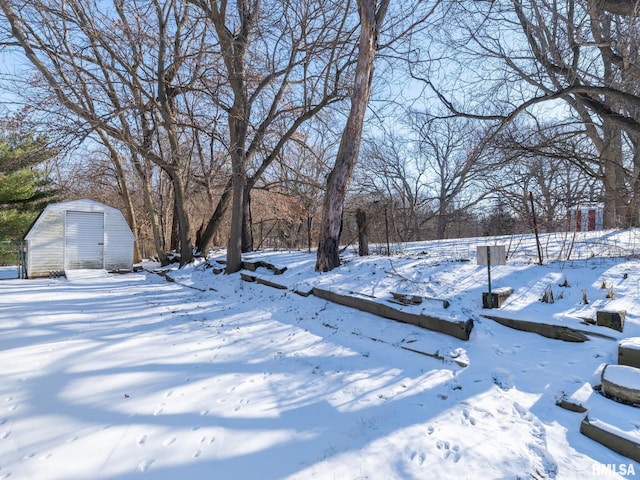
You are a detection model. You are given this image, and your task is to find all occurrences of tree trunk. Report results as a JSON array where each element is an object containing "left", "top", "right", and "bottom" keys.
[
  {"left": 169, "top": 172, "right": 194, "bottom": 265},
  {"left": 98, "top": 131, "right": 143, "bottom": 263},
  {"left": 356, "top": 208, "right": 369, "bottom": 256},
  {"left": 629, "top": 136, "right": 640, "bottom": 226},
  {"left": 171, "top": 199, "right": 180, "bottom": 253},
  {"left": 132, "top": 152, "right": 169, "bottom": 266},
  {"left": 241, "top": 184, "right": 253, "bottom": 252},
  {"left": 316, "top": 0, "right": 390, "bottom": 272},
  {"left": 142, "top": 179, "right": 169, "bottom": 265},
  {"left": 436, "top": 202, "right": 447, "bottom": 240},
  {"left": 195, "top": 178, "right": 232, "bottom": 253},
  {"left": 226, "top": 146, "right": 247, "bottom": 273},
  {"left": 115, "top": 166, "right": 143, "bottom": 264},
  {"left": 601, "top": 129, "right": 627, "bottom": 228}
]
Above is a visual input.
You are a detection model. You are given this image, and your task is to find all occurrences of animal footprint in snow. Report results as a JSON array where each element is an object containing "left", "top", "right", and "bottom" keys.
[
  {"left": 491, "top": 368, "right": 513, "bottom": 390},
  {"left": 492, "top": 345, "right": 505, "bottom": 356},
  {"left": 450, "top": 444, "right": 461, "bottom": 462},
  {"left": 512, "top": 402, "right": 528, "bottom": 418},
  {"left": 462, "top": 408, "right": 477, "bottom": 426},
  {"left": 409, "top": 450, "right": 425, "bottom": 465},
  {"left": 193, "top": 449, "right": 202, "bottom": 458},
  {"left": 162, "top": 437, "right": 176, "bottom": 447},
  {"left": 437, "top": 440, "right": 460, "bottom": 462},
  {"left": 138, "top": 458, "right": 155, "bottom": 472},
  {"left": 137, "top": 434, "right": 147, "bottom": 446}
]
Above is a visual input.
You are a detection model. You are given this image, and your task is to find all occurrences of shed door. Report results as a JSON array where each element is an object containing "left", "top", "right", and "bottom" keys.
[{"left": 65, "top": 211, "right": 105, "bottom": 269}]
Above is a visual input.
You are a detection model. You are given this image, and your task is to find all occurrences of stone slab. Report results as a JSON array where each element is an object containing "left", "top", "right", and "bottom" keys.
[
  {"left": 556, "top": 382, "right": 593, "bottom": 413},
  {"left": 619, "top": 338, "right": 640, "bottom": 368},
  {"left": 596, "top": 310, "right": 626, "bottom": 332},
  {"left": 482, "top": 287, "right": 513, "bottom": 309}
]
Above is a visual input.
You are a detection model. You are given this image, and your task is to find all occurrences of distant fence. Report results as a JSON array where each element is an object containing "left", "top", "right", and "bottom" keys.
[
  {"left": 349, "top": 229, "right": 640, "bottom": 265},
  {"left": 0, "top": 241, "right": 26, "bottom": 279}
]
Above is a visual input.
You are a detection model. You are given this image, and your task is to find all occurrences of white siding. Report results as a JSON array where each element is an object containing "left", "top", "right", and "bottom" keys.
[
  {"left": 104, "top": 206, "right": 134, "bottom": 269},
  {"left": 26, "top": 209, "right": 65, "bottom": 278},
  {"left": 25, "top": 199, "right": 134, "bottom": 278}
]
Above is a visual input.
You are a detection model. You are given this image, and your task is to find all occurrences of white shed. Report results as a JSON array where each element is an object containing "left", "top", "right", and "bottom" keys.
[{"left": 24, "top": 199, "right": 135, "bottom": 278}]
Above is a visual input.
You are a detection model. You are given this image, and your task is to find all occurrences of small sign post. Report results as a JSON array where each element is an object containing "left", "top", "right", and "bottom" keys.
[
  {"left": 486, "top": 246, "right": 492, "bottom": 306},
  {"left": 477, "top": 245, "right": 506, "bottom": 308}
]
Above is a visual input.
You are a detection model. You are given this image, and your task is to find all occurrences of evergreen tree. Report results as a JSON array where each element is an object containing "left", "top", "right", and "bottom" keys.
[{"left": 0, "top": 119, "right": 57, "bottom": 242}]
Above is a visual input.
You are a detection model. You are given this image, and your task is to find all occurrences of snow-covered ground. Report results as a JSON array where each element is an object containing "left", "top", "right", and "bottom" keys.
[{"left": 1, "top": 230, "right": 639, "bottom": 479}]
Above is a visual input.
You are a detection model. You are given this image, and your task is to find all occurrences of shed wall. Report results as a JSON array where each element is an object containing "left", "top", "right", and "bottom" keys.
[
  {"left": 104, "top": 209, "right": 134, "bottom": 269},
  {"left": 26, "top": 209, "right": 65, "bottom": 277},
  {"left": 25, "top": 200, "right": 135, "bottom": 278}
]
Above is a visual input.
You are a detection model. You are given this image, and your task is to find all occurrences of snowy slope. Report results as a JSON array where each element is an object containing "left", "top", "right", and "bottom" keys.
[{"left": 0, "top": 230, "right": 639, "bottom": 479}]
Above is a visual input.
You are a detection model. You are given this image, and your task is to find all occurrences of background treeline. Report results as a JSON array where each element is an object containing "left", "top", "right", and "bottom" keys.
[{"left": 0, "top": 0, "right": 639, "bottom": 269}]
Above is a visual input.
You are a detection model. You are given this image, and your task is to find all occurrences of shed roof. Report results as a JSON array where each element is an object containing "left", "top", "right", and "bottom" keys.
[{"left": 25, "top": 199, "right": 134, "bottom": 241}]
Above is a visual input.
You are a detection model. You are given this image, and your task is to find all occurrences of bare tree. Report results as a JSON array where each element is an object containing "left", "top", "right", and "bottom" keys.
[
  {"left": 411, "top": 114, "right": 497, "bottom": 239},
  {"left": 0, "top": 0, "right": 211, "bottom": 264},
  {"left": 356, "top": 132, "right": 427, "bottom": 242},
  {"left": 187, "top": 0, "right": 355, "bottom": 273},
  {"left": 315, "top": 0, "right": 446, "bottom": 270},
  {"left": 315, "top": 0, "right": 391, "bottom": 272},
  {"left": 415, "top": 0, "right": 640, "bottom": 228},
  {"left": 489, "top": 120, "right": 603, "bottom": 229}
]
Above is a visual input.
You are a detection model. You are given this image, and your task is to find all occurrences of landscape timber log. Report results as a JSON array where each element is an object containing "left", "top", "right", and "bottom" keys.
[
  {"left": 482, "top": 315, "right": 589, "bottom": 342},
  {"left": 239, "top": 272, "right": 287, "bottom": 290},
  {"left": 580, "top": 416, "right": 640, "bottom": 462},
  {"left": 312, "top": 287, "right": 473, "bottom": 340},
  {"left": 601, "top": 364, "right": 640, "bottom": 405}
]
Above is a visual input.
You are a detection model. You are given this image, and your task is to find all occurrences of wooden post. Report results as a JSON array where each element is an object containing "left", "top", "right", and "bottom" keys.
[
  {"left": 384, "top": 205, "right": 390, "bottom": 256},
  {"left": 356, "top": 208, "right": 369, "bottom": 256}
]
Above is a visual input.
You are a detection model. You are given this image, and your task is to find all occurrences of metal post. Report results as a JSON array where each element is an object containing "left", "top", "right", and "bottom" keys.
[
  {"left": 487, "top": 246, "right": 493, "bottom": 308},
  {"left": 529, "top": 192, "right": 543, "bottom": 265}
]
